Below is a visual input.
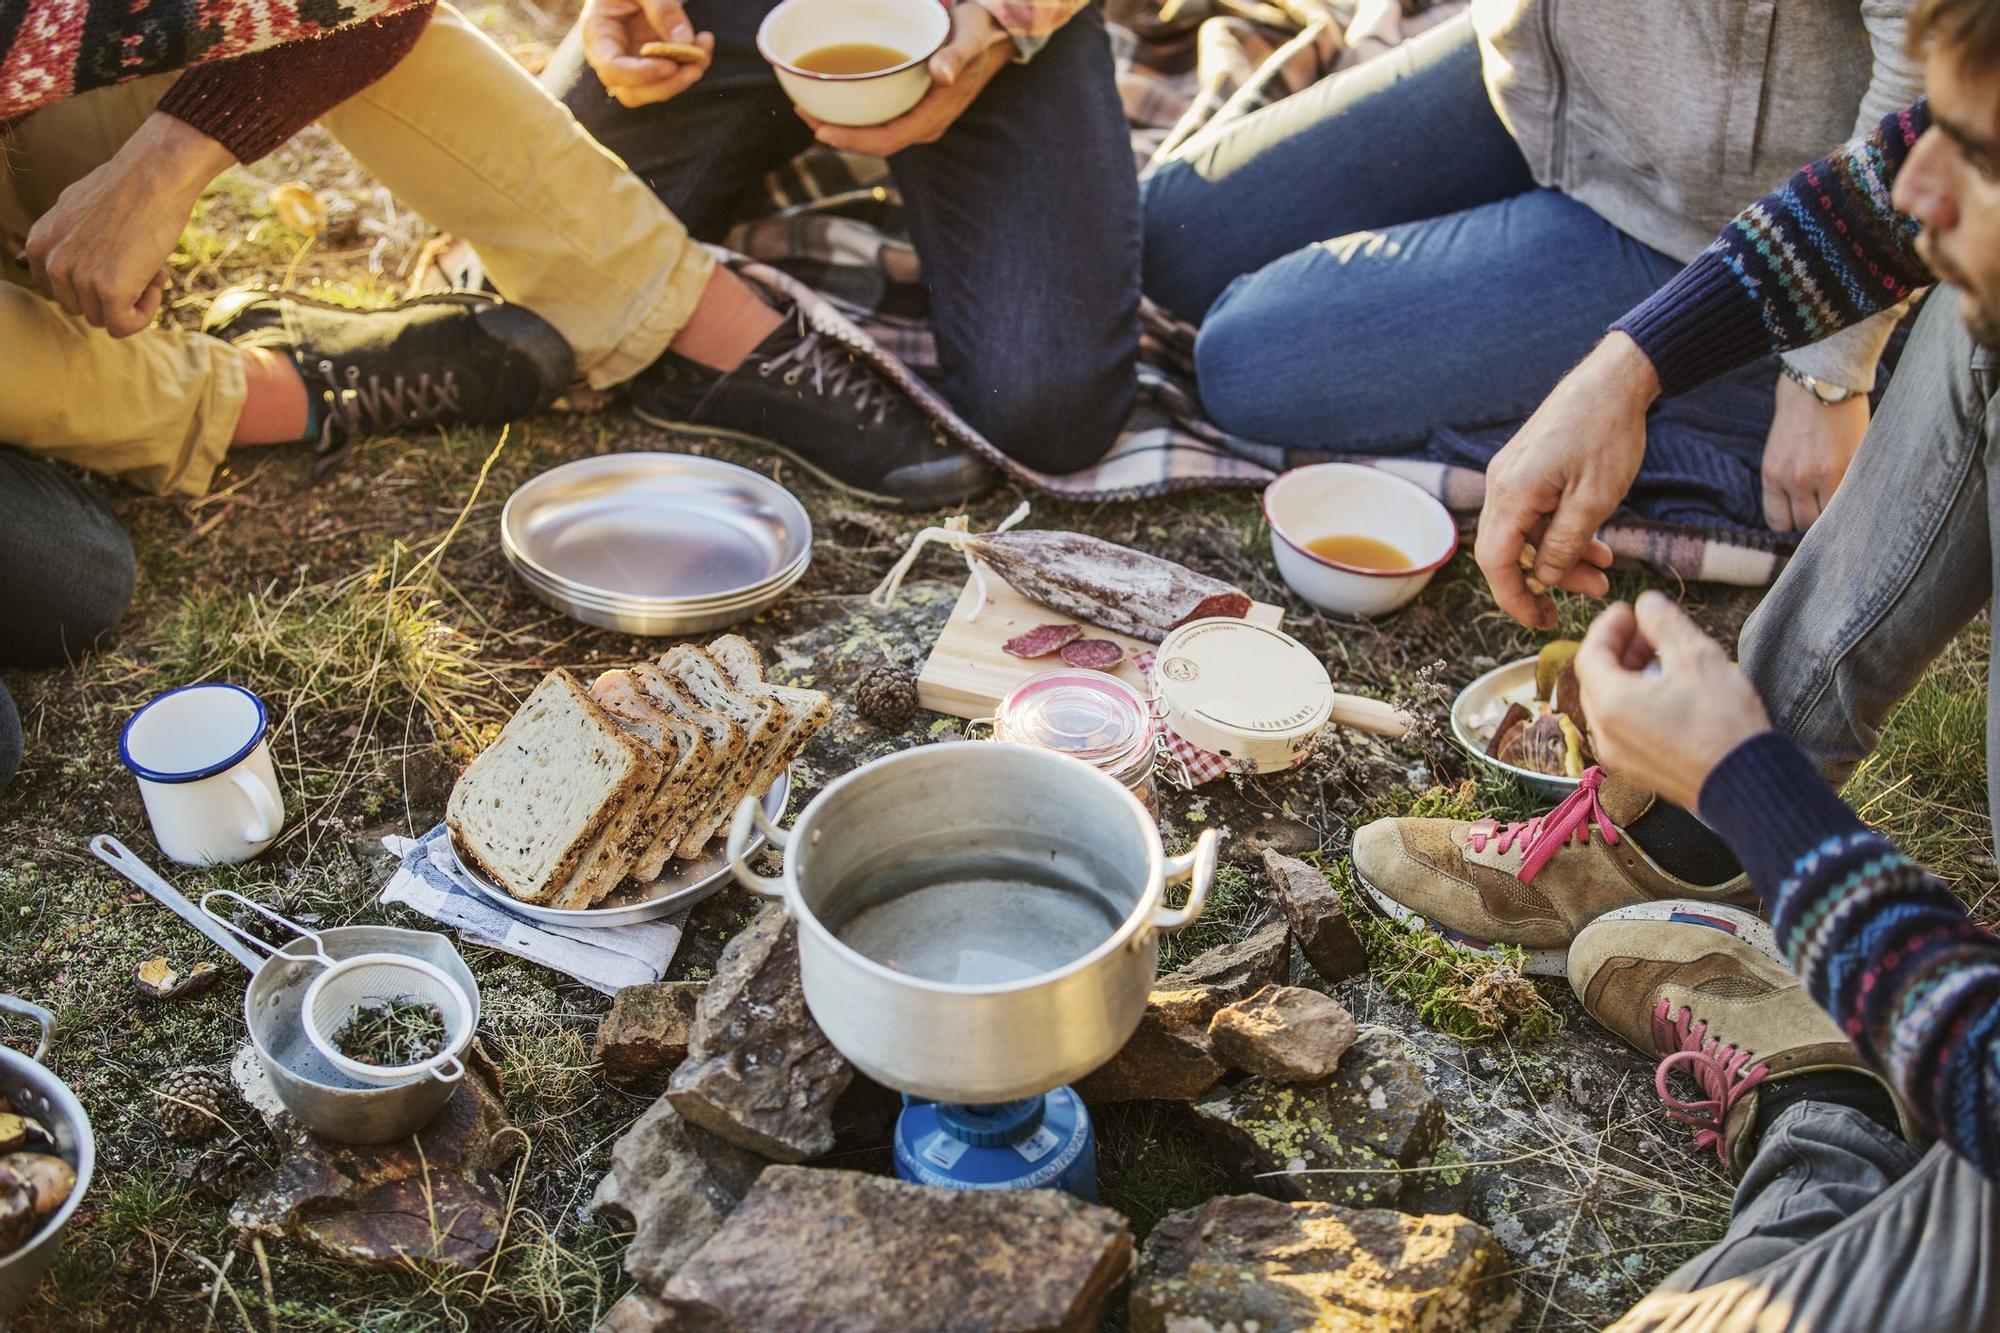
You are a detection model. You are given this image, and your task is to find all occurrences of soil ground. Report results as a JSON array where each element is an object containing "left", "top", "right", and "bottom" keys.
[{"left": 1, "top": 6, "right": 1991, "bottom": 1328}]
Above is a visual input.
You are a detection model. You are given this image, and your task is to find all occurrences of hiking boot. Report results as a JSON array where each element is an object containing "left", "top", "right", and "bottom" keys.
[
  {"left": 627, "top": 307, "right": 995, "bottom": 509},
  {"left": 204, "top": 286, "right": 574, "bottom": 471},
  {"left": 1569, "top": 901, "right": 1915, "bottom": 1175},
  {"left": 1350, "top": 767, "right": 1759, "bottom": 976}
]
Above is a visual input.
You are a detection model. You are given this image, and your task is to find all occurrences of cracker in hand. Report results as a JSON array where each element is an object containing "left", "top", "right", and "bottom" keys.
[{"left": 640, "top": 40, "right": 710, "bottom": 63}]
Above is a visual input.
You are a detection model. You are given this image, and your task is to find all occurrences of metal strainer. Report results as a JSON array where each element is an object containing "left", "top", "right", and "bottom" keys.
[{"left": 201, "top": 891, "right": 473, "bottom": 1086}]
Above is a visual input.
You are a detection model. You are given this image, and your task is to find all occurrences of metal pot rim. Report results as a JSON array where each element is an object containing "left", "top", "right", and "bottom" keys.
[
  {"left": 0, "top": 1043, "right": 95, "bottom": 1275},
  {"left": 775, "top": 743, "right": 1168, "bottom": 996}
]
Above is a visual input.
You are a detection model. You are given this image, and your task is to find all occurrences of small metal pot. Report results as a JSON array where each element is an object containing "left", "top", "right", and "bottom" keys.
[
  {"left": 245, "top": 926, "right": 480, "bottom": 1144},
  {"left": 0, "top": 996, "right": 95, "bottom": 1320},
  {"left": 728, "top": 743, "right": 1218, "bottom": 1103}
]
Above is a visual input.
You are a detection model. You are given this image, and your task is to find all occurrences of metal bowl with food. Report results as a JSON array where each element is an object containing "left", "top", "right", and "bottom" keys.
[
  {"left": 0, "top": 996, "right": 94, "bottom": 1321},
  {"left": 1450, "top": 653, "right": 1589, "bottom": 801}
]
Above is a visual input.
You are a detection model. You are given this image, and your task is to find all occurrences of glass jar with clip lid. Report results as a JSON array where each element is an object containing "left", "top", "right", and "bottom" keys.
[{"left": 986, "top": 668, "right": 1160, "bottom": 815}]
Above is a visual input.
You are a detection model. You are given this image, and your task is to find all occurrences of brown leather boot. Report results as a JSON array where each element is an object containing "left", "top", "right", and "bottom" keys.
[
  {"left": 1350, "top": 767, "right": 1759, "bottom": 974},
  {"left": 1569, "top": 901, "right": 1916, "bottom": 1176}
]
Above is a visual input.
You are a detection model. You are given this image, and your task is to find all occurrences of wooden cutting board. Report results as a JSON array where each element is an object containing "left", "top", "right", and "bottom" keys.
[{"left": 914, "top": 564, "right": 1414, "bottom": 739}]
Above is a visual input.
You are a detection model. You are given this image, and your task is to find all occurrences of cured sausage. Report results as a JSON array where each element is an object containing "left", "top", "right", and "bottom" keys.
[
  {"left": 1003, "top": 623, "right": 1085, "bottom": 659},
  {"left": 1060, "top": 638, "right": 1126, "bottom": 669}
]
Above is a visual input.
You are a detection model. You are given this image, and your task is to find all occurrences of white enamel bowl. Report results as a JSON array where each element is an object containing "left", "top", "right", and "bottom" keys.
[
  {"left": 1263, "top": 463, "right": 1459, "bottom": 617},
  {"left": 756, "top": 0, "right": 950, "bottom": 127}
]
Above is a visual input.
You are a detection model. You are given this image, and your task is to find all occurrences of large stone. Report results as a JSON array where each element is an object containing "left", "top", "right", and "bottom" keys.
[
  {"left": 1131, "top": 1194, "right": 1520, "bottom": 1333},
  {"left": 1191, "top": 1027, "right": 1443, "bottom": 1208},
  {"left": 230, "top": 1046, "right": 521, "bottom": 1271},
  {"left": 1265, "top": 850, "right": 1369, "bottom": 983},
  {"left": 666, "top": 904, "right": 853, "bottom": 1161},
  {"left": 1075, "top": 922, "right": 1289, "bottom": 1103},
  {"left": 650, "top": 1166, "right": 1131, "bottom": 1331},
  {"left": 591, "top": 1097, "right": 766, "bottom": 1292},
  {"left": 594, "top": 980, "right": 704, "bottom": 1082},
  {"left": 1209, "top": 984, "right": 1358, "bottom": 1081}
]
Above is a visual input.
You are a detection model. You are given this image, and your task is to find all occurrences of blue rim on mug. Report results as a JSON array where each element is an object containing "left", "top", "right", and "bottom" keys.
[{"left": 119, "top": 682, "right": 270, "bottom": 784}]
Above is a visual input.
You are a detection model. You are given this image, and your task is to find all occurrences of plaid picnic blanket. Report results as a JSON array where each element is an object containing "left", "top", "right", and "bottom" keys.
[{"left": 717, "top": 0, "right": 1795, "bottom": 588}]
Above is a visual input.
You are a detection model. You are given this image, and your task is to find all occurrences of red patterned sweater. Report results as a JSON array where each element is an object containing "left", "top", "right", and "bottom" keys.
[{"left": 3, "top": 0, "right": 435, "bottom": 161}]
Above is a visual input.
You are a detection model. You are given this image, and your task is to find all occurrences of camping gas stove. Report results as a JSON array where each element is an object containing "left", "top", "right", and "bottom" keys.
[{"left": 892, "top": 1087, "right": 1097, "bottom": 1200}]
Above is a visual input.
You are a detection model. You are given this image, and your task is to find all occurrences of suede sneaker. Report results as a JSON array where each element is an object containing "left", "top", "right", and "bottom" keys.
[
  {"left": 1350, "top": 767, "right": 1759, "bottom": 975},
  {"left": 627, "top": 307, "right": 994, "bottom": 509},
  {"left": 1569, "top": 901, "right": 1916, "bottom": 1175},
  {"left": 205, "top": 286, "right": 574, "bottom": 473}
]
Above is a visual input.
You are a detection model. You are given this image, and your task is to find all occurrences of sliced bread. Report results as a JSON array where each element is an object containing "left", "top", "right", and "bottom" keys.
[
  {"left": 632, "top": 663, "right": 747, "bottom": 867},
  {"left": 707, "top": 635, "right": 833, "bottom": 795},
  {"left": 445, "top": 670, "right": 661, "bottom": 906},
  {"left": 657, "top": 646, "right": 790, "bottom": 857},
  {"left": 592, "top": 669, "right": 721, "bottom": 884}
]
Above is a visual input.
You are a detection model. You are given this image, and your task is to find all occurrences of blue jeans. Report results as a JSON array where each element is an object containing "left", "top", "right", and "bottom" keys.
[
  {"left": 1140, "top": 14, "right": 1778, "bottom": 472},
  {"left": 541, "top": 4, "right": 1141, "bottom": 474},
  {"left": 0, "top": 447, "right": 136, "bottom": 791}
]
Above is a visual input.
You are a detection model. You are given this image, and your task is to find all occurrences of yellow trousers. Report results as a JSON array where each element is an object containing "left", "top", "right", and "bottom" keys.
[{"left": 0, "top": 4, "right": 713, "bottom": 497}]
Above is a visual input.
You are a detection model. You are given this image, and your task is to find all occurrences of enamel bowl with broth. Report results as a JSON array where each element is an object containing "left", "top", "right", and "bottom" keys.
[
  {"left": 1264, "top": 463, "right": 1458, "bottom": 617},
  {"left": 757, "top": 0, "right": 949, "bottom": 127}
]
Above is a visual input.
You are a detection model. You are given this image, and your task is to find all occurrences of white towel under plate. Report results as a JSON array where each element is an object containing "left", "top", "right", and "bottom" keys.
[{"left": 377, "top": 825, "right": 684, "bottom": 994}]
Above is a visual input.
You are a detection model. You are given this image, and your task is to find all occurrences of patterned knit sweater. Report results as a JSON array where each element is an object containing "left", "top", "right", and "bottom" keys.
[
  {"left": 3, "top": 0, "right": 434, "bottom": 161},
  {"left": 1702, "top": 733, "right": 2000, "bottom": 1180},
  {"left": 1615, "top": 100, "right": 1935, "bottom": 397}
]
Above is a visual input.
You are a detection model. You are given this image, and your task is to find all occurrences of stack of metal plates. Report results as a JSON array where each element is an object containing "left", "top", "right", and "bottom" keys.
[{"left": 502, "top": 453, "right": 812, "bottom": 635}]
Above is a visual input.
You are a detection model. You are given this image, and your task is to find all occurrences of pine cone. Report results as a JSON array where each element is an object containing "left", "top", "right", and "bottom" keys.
[
  {"left": 188, "top": 1138, "right": 266, "bottom": 1203},
  {"left": 153, "top": 1067, "right": 230, "bottom": 1143},
  {"left": 854, "top": 663, "right": 919, "bottom": 729}
]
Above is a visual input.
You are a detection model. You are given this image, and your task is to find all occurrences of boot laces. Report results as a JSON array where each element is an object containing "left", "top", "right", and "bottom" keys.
[
  {"left": 757, "top": 330, "right": 892, "bottom": 427},
  {"left": 314, "top": 358, "right": 464, "bottom": 442},
  {"left": 1651, "top": 999, "right": 1770, "bottom": 1167},
  {"left": 1465, "top": 765, "right": 1618, "bottom": 884}
]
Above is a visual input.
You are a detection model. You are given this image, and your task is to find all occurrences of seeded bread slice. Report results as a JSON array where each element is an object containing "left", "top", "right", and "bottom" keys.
[
  {"left": 707, "top": 635, "right": 833, "bottom": 797},
  {"left": 657, "top": 646, "right": 790, "bottom": 857},
  {"left": 633, "top": 663, "right": 747, "bottom": 866},
  {"left": 592, "top": 669, "right": 721, "bottom": 884},
  {"left": 445, "top": 670, "right": 660, "bottom": 906}
]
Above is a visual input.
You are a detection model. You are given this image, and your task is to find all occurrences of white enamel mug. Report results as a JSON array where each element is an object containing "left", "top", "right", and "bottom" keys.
[
  {"left": 756, "top": 0, "right": 950, "bottom": 127},
  {"left": 119, "top": 683, "right": 285, "bottom": 865}
]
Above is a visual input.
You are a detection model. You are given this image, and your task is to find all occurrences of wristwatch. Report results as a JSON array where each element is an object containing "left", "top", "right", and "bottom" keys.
[{"left": 1780, "top": 362, "right": 1862, "bottom": 405}]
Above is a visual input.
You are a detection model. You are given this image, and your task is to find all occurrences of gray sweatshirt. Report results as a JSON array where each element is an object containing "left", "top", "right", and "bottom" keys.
[{"left": 1472, "top": 0, "right": 1923, "bottom": 392}]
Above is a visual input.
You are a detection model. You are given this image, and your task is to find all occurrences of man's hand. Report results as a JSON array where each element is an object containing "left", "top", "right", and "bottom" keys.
[
  {"left": 800, "top": 3, "right": 1011, "bottom": 156},
  {"left": 1761, "top": 372, "right": 1868, "bottom": 532},
  {"left": 1475, "top": 333, "right": 1657, "bottom": 630},
  {"left": 582, "top": 0, "right": 714, "bottom": 109},
  {"left": 1572, "top": 591, "right": 1772, "bottom": 811},
  {"left": 25, "top": 113, "right": 231, "bottom": 338}
]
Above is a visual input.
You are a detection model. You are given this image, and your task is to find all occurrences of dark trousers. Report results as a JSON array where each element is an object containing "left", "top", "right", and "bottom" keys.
[
  {"left": 0, "top": 448, "right": 136, "bottom": 790},
  {"left": 540, "top": 3, "right": 1141, "bottom": 474}
]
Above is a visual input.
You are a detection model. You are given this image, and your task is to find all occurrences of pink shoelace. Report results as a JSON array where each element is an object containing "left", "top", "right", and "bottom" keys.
[
  {"left": 1651, "top": 999, "right": 1771, "bottom": 1167},
  {"left": 1465, "top": 765, "right": 1619, "bottom": 884}
]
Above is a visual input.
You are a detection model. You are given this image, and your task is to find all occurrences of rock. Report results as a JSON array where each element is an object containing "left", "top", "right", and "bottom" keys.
[
  {"left": 666, "top": 904, "right": 853, "bottom": 1161},
  {"left": 1191, "top": 1027, "right": 1443, "bottom": 1208},
  {"left": 230, "top": 1046, "right": 521, "bottom": 1271},
  {"left": 1209, "top": 984, "right": 1358, "bottom": 1081},
  {"left": 1131, "top": 1193, "right": 1520, "bottom": 1333},
  {"left": 594, "top": 981, "right": 704, "bottom": 1082},
  {"left": 592, "top": 1097, "right": 765, "bottom": 1292},
  {"left": 1264, "top": 850, "right": 1369, "bottom": 983},
  {"left": 651, "top": 1166, "right": 1131, "bottom": 1331},
  {"left": 1075, "top": 922, "right": 1289, "bottom": 1103},
  {"left": 594, "top": 1290, "right": 675, "bottom": 1333}
]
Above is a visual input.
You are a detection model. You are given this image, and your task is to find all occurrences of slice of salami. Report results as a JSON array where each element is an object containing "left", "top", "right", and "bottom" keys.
[
  {"left": 1003, "top": 623, "right": 1084, "bottom": 659},
  {"left": 1060, "top": 638, "right": 1126, "bottom": 669},
  {"left": 1171, "top": 591, "right": 1254, "bottom": 627}
]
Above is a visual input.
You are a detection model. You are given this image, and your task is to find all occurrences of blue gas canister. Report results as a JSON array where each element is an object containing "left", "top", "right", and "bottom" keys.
[{"left": 892, "top": 1087, "right": 1098, "bottom": 1201}]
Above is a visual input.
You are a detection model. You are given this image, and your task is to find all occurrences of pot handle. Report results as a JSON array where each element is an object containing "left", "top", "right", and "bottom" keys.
[
  {"left": 727, "top": 796, "right": 791, "bottom": 901},
  {"left": 0, "top": 994, "right": 55, "bottom": 1064},
  {"left": 1153, "top": 829, "right": 1220, "bottom": 932}
]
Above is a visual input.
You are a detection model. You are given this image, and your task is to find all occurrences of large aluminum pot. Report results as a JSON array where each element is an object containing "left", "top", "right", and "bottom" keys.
[
  {"left": 245, "top": 925, "right": 479, "bottom": 1144},
  {"left": 0, "top": 996, "right": 95, "bottom": 1321},
  {"left": 728, "top": 743, "right": 1219, "bottom": 1103}
]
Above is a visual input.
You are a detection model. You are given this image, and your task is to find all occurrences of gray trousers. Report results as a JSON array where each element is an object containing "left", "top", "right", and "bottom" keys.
[
  {"left": 1613, "top": 290, "right": 2000, "bottom": 1331},
  {"left": 0, "top": 446, "right": 135, "bottom": 791}
]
